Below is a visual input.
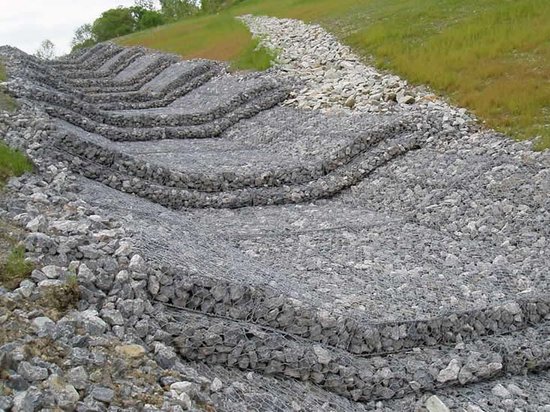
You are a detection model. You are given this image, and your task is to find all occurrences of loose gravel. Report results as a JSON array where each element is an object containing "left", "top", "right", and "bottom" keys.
[{"left": 0, "top": 14, "right": 548, "bottom": 412}]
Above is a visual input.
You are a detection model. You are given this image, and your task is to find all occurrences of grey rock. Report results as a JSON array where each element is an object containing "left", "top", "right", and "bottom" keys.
[
  {"left": 41, "top": 265, "right": 64, "bottom": 279},
  {"left": 48, "top": 375, "right": 80, "bottom": 409},
  {"left": 24, "top": 232, "right": 57, "bottom": 253},
  {"left": 100, "top": 308, "right": 124, "bottom": 326},
  {"left": 492, "top": 383, "right": 511, "bottom": 398},
  {"left": 210, "top": 377, "right": 223, "bottom": 392},
  {"left": 66, "top": 366, "right": 89, "bottom": 390},
  {"left": 32, "top": 316, "right": 55, "bottom": 334},
  {"left": 7, "top": 374, "right": 30, "bottom": 391},
  {"left": 75, "top": 310, "right": 108, "bottom": 335},
  {"left": 37, "top": 279, "right": 64, "bottom": 289},
  {"left": 507, "top": 383, "right": 527, "bottom": 398},
  {"left": 313, "top": 345, "right": 332, "bottom": 365},
  {"left": 0, "top": 396, "right": 13, "bottom": 411},
  {"left": 128, "top": 254, "right": 146, "bottom": 272},
  {"left": 437, "top": 359, "right": 460, "bottom": 383},
  {"left": 91, "top": 386, "right": 115, "bottom": 403},
  {"left": 466, "top": 404, "right": 485, "bottom": 412},
  {"left": 18, "top": 361, "right": 48, "bottom": 382},
  {"left": 12, "top": 387, "right": 43, "bottom": 412},
  {"left": 425, "top": 395, "right": 450, "bottom": 412},
  {"left": 16, "top": 280, "right": 35, "bottom": 298},
  {"left": 398, "top": 94, "right": 415, "bottom": 104},
  {"left": 114, "top": 241, "right": 133, "bottom": 257},
  {"left": 26, "top": 215, "right": 47, "bottom": 232},
  {"left": 170, "top": 381, "right": 198, "bottom": 396},
  {"left": 154, "top": 342, "right": 177, "bottom": 369}
]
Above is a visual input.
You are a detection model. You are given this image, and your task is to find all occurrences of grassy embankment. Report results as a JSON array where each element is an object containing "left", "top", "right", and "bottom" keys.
[
  {"left": 119, "top": 0, "right": 549, "bottom": 149},
  {"left": 120, "top": 14, "right": 275, "bottom": 71},
  {"left": 0, "top": 61, "right": 34, "bottom": 289}
]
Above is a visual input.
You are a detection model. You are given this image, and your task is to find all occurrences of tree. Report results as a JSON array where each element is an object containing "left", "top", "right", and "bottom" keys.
[
  {"left": 135, "top": 0, "right": 155, "bottom": 10},
  {"left": 132, "top": 6, "right": 166, "bottom": 30},
  {"left": 201, "top": 0, "right": 225, "bottom": 13},
  {"left": 160, "top": 0, "right": 198, "bottom": 21},
  {"left": 92, "top": 7, "right": 136, "bottom": 42},
  {"left": 71, "top": 24, "right": 96, "bottom": 51},
  {"left": 69, "top": 1, "right": 176, "bottom": 53},
  {"left": 35, "top": 39, "right": 56, "bottom": 60},
  {"left": 201, "top": 0, "right": 244, "bottom": 13}
]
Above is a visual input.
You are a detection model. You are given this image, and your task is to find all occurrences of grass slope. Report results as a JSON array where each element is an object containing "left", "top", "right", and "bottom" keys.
[
  {"left": 117, "top": 0, "right": 549, "bottom": 149},
  {"left": 342, "top": 0, "right": 550, "bottom": 149},
  {"left": 119, "top": 15, "right": 276, "bottom": 71}
]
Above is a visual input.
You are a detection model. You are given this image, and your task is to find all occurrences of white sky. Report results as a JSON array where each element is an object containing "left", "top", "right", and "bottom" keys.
[{"left": 0, "top": 0, "right": 160, "bottom": 56}]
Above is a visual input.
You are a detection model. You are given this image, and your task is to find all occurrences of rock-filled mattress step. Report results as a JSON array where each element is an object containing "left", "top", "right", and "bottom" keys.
[{"left": 2, "top": 41, "right": 549, "bottom": 409}]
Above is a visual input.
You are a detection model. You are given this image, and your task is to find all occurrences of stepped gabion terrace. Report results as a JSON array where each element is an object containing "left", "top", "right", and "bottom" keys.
[{"left": 0, "top": 21, "right": 549, "bottom": 412}]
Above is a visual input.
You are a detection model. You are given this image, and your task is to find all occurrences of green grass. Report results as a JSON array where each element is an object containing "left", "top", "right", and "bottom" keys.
[
  {"left": 0, "top": 62, "right": 17, "bottom": 112},
  {"left": 0, "top": 62, "right": 34, "bottom": 291},
  {"left": 116, "top": 0, "right": 550, "bottom": 149},
  {"left": 0, "top": 142, "right": 33, "bottom": 187},
  {"left": 0, "top": 245, "right": 33, "bottom": 290},
  {"left": 0, "top": 63, "right": 32, "bottom": 184},
  {"left": 341, "top": 0, "right": 550, "bottom": 149},
  {"left": 119, "top": 15, "right": 274, "bottom": 70},
  {"left": 231, "top": 38, "right": 276, "bottom": 71}
]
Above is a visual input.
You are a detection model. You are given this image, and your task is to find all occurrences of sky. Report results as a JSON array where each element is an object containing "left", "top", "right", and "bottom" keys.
[{"left": 0, "top": 0, "right": 158, "bottom": 56}]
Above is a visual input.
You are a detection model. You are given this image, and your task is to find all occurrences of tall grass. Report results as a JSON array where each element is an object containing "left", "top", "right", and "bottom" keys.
[
  {"left": 0, "top": 142, "right": 33, "bottom": 186},
  {"left": 0, "top": 62, "right": 17, "bottom": 112},
  {"left": 119, "top": 15, "right": 275, "bottom": 70},
  {"left": 117, "top": 0, "right": 549, "bottom": 148},
  {"left": 231, "top": 38, "right": 276, "bottom": 71},
  {"left": 343, "top": 0, "right": 550, "bottom": 149},
  {"left": 0, "top": 245, "right": 33, "bottom": 290}
]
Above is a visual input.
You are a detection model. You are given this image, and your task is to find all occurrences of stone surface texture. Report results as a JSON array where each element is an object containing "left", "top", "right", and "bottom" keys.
[{"left": 0, "top": 14, "right": 549, "bottom": 412}]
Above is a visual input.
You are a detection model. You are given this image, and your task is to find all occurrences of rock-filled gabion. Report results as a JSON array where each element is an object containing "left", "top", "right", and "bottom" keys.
[{"left": 1, "top": 22, "right": 550, "bottom": 412}]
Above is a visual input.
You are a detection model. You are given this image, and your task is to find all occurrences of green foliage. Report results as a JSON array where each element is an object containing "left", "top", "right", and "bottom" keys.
[
  {"left": 134, "top": 8, "right": 166, "bottom": 30},
  {"left": 121, "top": 14, "right": 274, "bottom": 71},
  {"left": 121, "top": 14, "right": 251, "bottom": 61},
  {"left": 72, "top": 4, "right": 166, "bottom": 50},
  {"left": 340, "top": 0, "right": 550, "bottom": 149},
  {"left": 201, "top": 0, "right": 246, "bottom": 14},
  {"left": 92, "top": 7, "right": 137, "bottom": 42},
  {"left": 71, "top": 24, "right": 96, "bottom": 51},
  {"left": 0, "top": 142, "right": 33, "bottom": 186},
  {"left": 41, "top": 275, "right": 80, "bottom": 312},
  {"left": 201, "top": 0, "right": 225, "bottom": 13},
  {"left": 0, "top": 245, "right": 33, "bottom": 290},
  {"left": 76, "top": 0, "right": 550, "bottom": 148},
  {"left": 34, "top": 39, "right": 56, "bottom": 60},
  {"left": 160, "top": 0, "right": 199, "bottom": 22},
  {"left": 231, "top": 38, "right": 276, "bottom": 71},
  {"left": 122, "top": 0, "right": 549, "bottom": 149}
]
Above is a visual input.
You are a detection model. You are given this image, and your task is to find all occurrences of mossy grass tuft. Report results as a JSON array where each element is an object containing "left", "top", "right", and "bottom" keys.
[
  {"left": 0, "top": 245, "right": 33, "bottom": 290},
  {"left": 41, "top": 275, "right": 81, "bottom": 313},
  {"left": 0, "top": 142, "right": 33, "bottom": 187}
]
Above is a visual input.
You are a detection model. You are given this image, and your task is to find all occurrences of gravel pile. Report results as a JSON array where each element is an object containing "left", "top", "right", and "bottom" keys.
[
  {"left": 240, "top": 15, "right": 474, "bottom": 129},
  {"left": 0, "top": 15, "right": 549, "bottom": 411}
]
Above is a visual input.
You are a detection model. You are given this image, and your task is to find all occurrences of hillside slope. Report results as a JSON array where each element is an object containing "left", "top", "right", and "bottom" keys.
[
  {"left": 2, "top": 40, "right": 550, "bottom": 412},
  {"left": 118, "top": 0, "right": 550, "bottom": 149}
]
